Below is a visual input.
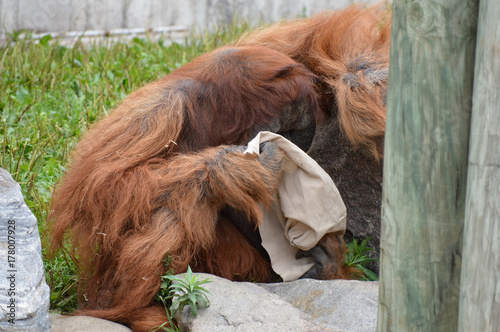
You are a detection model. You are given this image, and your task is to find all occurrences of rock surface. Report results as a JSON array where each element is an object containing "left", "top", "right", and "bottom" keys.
[
  {"left": 260, "top": 279, "right": 379, "bottom": 332},
  {"left": 179, "top": 274, "right": 337, "bottom": 332},
  {"left": 179, "top": 274, "right": 378, "bottom": 332},
  {"left": 50, "top": 313, "right": 132, "bottom": 332},
  {"left": 0, "top": 168, "right": 50, "bottom": 331},
  {"left": 49, "top": 275, "right": 378, "bottom": 332}
]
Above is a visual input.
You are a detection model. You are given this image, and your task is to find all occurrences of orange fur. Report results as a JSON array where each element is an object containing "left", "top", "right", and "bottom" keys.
[
  {"left": 49, "top": 45, "right": 329, "bottom": 331},
  {"left": 193, "top": 218, "right": 275, "bottom": 282},
  {"left": 238, "top": 3, "right": 391, "bottom": 159},
  {"left": 319, "top": 232, "right": 359, "bottom": 279},
  {"left": 48, "top": 5, "right": 390, "bottom": 329}
]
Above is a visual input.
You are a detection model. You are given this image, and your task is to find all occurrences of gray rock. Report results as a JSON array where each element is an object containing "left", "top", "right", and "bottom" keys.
[
  {"left": 49, "top": 313, "right": 132, "bottom": 332},
  {"left": 49, "top": 276, "right": 378, "bottom": 332},
  {"left": 0, "top": 168, "right": 50, "bottom": 331},
  {"left": 260, "top": 279, "right": 379, "bottom": 332},
  {"left": 178, "top": 274, "right": 338, "bottom": 332}
]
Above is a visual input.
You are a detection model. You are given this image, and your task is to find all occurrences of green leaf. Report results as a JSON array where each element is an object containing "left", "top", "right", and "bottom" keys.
[
  {"left": 188, "top": 292, "right": 197, "bottom": 305},
  {"left": 39, "top": 34, "right": 53, "bottom": 47},
  {"left": 192, "top": 286, "right": 211, "bottom": 296},
  {"left": 106, "top": 69, "right": 115, "bottom": 81},
  {"left": 361, "top": 268, "right": 379, "bottom": 281},
  {"left": 190, "top": 303, "right": 198, "bottom": 316}
]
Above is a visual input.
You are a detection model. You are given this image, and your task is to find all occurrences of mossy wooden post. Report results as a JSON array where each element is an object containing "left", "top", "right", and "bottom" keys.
[
  {"left": 458, "top": 0, "right": 500, "bottom": 330},
  {"left": 377, "top": 0, "right": 479, "bottom": 331}
]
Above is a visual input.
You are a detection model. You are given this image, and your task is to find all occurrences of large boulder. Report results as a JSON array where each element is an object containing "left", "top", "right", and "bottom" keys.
[
  {"left": 0, "top": 168, "right": 50, "bottom": 331},
  {"left": 178, "top": 274, "right": 378, "bottom": 332},
  {"left": 260, "top": 279, "right": 379, "bottom": 332},
  {"left": 179, "top": 274, "right": 332, "bottom": 332}
]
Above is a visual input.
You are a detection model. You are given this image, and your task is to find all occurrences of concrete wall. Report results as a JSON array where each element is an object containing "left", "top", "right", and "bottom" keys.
[{"left": 0, "top": 0, "right": 375, "bottom": 39}]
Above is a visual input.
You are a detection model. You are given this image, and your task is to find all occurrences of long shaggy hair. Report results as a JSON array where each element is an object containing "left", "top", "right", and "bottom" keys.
[
  {"left": 49, "top": 45, "right": 350, "bottom": 331},
  {"left": 238, "top": 3, "right": 391, "bottom": 159}
]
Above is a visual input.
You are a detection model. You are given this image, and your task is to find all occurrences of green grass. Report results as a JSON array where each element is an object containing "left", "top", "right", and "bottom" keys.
[{"left": 1, "top": 20, "right": 377, "bottom": 314}]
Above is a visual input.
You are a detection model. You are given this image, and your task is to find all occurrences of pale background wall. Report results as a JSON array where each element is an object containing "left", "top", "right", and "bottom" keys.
[{"left": 0, "top": 0, "right": 376, "bottom": 40}]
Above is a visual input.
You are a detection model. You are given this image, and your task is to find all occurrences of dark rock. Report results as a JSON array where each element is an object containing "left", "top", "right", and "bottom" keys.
[{"left": 308, "top": 117, "right": 383, "bottom": 274}]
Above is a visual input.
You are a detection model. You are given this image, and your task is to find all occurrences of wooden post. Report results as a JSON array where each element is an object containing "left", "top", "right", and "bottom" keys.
[
  {"left": 458, "top": 0, "right": 500, "bottom": 330},
  {"left": 377, "top": 0, "right": 479, "bottom": 331}
]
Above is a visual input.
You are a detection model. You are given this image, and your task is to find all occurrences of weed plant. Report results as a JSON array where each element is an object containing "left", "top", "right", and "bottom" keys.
[
  {"left": 345, "top": 238, "right": 379, "bottom": 281},
  {"left": 153, "top": 266, "right": 212, "bottom": 331}
]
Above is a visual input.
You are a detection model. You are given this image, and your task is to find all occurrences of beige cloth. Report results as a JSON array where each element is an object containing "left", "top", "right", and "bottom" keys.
[{"left": 244, "top": 131, "right": 346, "bottom": 281}]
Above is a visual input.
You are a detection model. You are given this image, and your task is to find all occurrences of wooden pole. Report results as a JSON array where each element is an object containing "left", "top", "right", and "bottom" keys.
[
  {"left": 377, "top": 0, "right": 479, "bottom": 331},
  {"left": 458, "top": 0, "right": 500, "bottom": 330}
]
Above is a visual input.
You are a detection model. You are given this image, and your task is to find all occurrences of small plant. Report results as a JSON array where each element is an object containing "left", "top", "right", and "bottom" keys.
[
  {"left": 153, "top": 266, "right": 212, "bottom": 331},
  {"left": 163, "top": 266, "right": 212, "bottom": 317},
  {"left": 345, "top": 238, "right": 379, "bottom": 281}
]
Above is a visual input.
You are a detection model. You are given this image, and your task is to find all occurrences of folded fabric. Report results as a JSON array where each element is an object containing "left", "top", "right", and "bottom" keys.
[{"left": 244, "top": 131, "right": 346, "bottom": 281}]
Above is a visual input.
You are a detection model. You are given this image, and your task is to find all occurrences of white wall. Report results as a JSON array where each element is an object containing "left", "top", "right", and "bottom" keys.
[{"left": 0, "top": 0, "right": 376, "bottom": 40}]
